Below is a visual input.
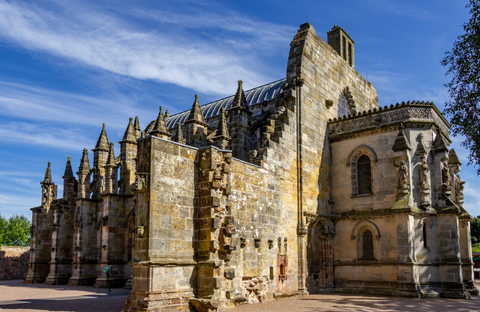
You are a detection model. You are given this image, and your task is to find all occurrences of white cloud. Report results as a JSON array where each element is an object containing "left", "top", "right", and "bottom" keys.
[
  {"left": 0, "top": 0, "right": 289, "bottom": 95},
  {"left": 0, "top": 121, "right": 92, "bottom": 150}
]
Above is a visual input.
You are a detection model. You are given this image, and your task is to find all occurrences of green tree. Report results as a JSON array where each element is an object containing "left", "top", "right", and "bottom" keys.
[
  {"left": 472, "top": 216, "right": 480, "bottom": 244},
  {"left": 441, "top": 0, "right": 480, "bottom": 173},
  {"left": 0, "top": 214, "right": 7, "bottom": 245},
  {"left": 0, "top": 215, "right": 31, "bottom": 246}
]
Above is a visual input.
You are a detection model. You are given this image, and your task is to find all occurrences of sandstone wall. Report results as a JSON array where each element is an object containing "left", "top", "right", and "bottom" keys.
[
  {"left": 286, "top": 23, "right": 378, "bottom": 217},
  {"left": 0, "top": 246, "right": 30, "bottom": 280}
]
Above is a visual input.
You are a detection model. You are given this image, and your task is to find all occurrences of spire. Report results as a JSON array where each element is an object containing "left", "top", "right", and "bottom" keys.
[
  {"left": 94, "top": 123, "right": 109, "bottom": 151},
  {"left": 63, "top": 156, "right": 74, "bottom": 178},
  {"left": 44, "top": 161, "right": 52, "bottom": 183},
  {"left": 449, "top": 149, "right": 462, "bottom": 165},
  {"left": 433, "top": 129, "right": 449, "bottom": 152},
  {"left": 78, "top": 149, "right": 91, "bottom": 174},
  {"left": 186, "top": 94, "right": 206, "bottom": 124},
  {"left": 173, "top": 122, "right": 186, "bottom": 144},
  {"left": 232, "top": 80, "right": 249, "bottom": 110},
  {"left": 150, "top": 106, "right": 171, "bottom": 138},
  {"left": 121, "top": 117, "right": 137, "bottom": 143},
  {"left": 107, "top": 142, "right": 116, "bottom": 166},
  {"left": 392, "top": 129, "right": 412, "bottom": 152},
  {"left": 165, "top": 109, "right": 170, "bottom": 118}
]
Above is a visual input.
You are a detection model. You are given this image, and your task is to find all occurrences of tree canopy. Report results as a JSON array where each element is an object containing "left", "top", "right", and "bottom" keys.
[
  {"left": 0, "top": 214, "right": 31, "bottom": 246},
  {"left": 441, "top": 0, "right": 480, "bottom": 174}
]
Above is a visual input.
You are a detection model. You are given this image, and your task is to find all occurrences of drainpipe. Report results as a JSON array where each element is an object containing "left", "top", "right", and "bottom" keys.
[{"left": 295, "top": 77, "right": 307, "bottom": 294}]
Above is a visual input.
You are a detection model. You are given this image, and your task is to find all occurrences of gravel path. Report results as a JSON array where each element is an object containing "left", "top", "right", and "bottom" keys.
[{"left": 1, "top": 279, "right": 479, "bottom": 312}]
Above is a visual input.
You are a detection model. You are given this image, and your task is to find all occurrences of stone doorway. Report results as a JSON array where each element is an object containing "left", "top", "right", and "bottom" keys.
[{"left": 306, "top": 219, "right": 334, "bottom": 293}]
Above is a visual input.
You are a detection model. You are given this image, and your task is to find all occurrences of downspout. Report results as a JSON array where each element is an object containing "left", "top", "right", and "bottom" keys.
[{"left": 295, "top": 77, "right": 308, "bottom": 294}]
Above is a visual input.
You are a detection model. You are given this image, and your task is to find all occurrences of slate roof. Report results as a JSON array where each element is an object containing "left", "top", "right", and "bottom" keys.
[{"left": 165, "top": 78, "right": 285, "bottom": 129}]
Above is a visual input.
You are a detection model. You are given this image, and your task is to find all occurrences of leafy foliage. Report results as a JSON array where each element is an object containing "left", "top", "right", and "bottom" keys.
[
  {"left": 0, "top": 214, "right": 31, "bottom": 246},
  {"left": 473, "top": 243, "right": 480, "bottom": 253},
  {"left": 441, "top": 0, "right": 480, "bottom": 173},
  {"left": 472, "top": 215, "right": 480, "bottom": 245}
]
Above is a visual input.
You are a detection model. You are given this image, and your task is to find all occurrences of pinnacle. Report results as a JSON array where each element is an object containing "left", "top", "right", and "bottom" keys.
[
  {"left": 186, "top": 94, "right": 206, "bottom": 124},
  {"left": 173, "top": 122, "right": 185, "bottom": 144},
  {"left": 43, "top": 161, "right": 52, "bottom": 183},
  {"left": 94, "top": 123, "right": 109, "bottom": 151},
  {"left": 79, "top": 148, "right": 90, "bottom": 173},
  {"left": 216, "top": 108, "right": 230, "bottom": 139},
  {"left": 107, "top": 142, "right": 116, "bottom": 166},
  {"left": 449, "top": 148, "right": 462, "bottom": 165},
  {"left": 134, "top": 116, "right": 141, "bottom": 131},
  {"left": 63, "top": 155, "right": 74, "bottom": 178},
  {"left": 121, "top": 117, "right": 137, "bottom": 143},
  {"left": 231, "top": 80, "right": 249, "bottom": 110},
  {"left": 392, "top": 129, "right": 412, "bottom": 152},
  {"left": 150, "top": 106, "right": 171, "bottom": 137},
  {"left": 433, "top": 130, "right": 449, "bottom": 152}
]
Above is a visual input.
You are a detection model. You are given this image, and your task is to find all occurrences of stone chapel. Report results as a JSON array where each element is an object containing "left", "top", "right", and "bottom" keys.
[{"left": 25, "top": 23, "right": 478, "bottom": 311}]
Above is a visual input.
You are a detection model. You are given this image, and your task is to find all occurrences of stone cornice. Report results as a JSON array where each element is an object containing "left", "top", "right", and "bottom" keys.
[{"left": 328, "top": 102, "right": 451, "bottom": 143}]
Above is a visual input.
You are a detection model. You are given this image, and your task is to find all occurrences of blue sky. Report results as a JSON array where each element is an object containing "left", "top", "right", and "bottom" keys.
[{"left": 1, "top": 0, "right": 479, "bottom": 219}]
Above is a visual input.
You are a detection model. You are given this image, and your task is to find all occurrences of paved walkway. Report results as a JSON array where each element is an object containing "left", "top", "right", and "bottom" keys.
[
  {"left": 0, "top": 280, "right": 130, "bottom": 311},
  {"left": 1, "top": 279, "right": 480, "bottom": 311}
]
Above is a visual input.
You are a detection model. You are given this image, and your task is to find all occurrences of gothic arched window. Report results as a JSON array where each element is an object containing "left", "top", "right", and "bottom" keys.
[
  {"left": 358, "top": 155, "right": 372, "bottom": 194},
  {"left": 362, "top": 230, "right": 374, "bottom": 260}
]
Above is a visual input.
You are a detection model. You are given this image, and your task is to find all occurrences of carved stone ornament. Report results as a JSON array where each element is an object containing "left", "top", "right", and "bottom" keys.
[
  {"left": 135, "top": 174, "right": 149, "bottom": 191},
  {"left": 395, "top": 160, "right": 410, "bottom": 201},
  {"left": 442, "top": 159, "right": 452, "bottom": 195},
  {"left": 456, "top": 174, "right": 465, "bottom": 205},
  {"left": 419, "top": 159, "right": 431, "bottom": 208},
  {"left": 135, "top": 226, "right": 145, "bottom": 238}
]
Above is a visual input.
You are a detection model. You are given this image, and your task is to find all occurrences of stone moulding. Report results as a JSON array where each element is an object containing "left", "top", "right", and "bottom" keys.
[
  {"left": 328, "top": 103, "right": 451, "bottom": 142},
  {"left": 350, "top": 220, "right": 381, "bottom": 240}
]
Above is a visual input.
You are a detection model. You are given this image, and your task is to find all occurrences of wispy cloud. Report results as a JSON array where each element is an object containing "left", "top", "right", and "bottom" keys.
[
  {"left": 0, "top": 80, "right": 144, "bottom": 129},
  {"left": 366, "top": 0, "right": 437, "bottom": 21},
  {"left": 0, "top": 121, "right": 92, "bottom": 150},
  {"left": 0, "top": 0, "right": 290, "bottom": 95}
]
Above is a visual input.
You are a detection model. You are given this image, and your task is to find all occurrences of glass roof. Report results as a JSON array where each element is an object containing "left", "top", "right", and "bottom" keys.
[{"left": 165, "top": 78, "right": 286, "bottom": 129}]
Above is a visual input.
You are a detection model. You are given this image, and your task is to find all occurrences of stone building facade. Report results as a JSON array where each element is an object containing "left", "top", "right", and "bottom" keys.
[{"left": 26, "top": 23, "right": 478, "bottom": 311}]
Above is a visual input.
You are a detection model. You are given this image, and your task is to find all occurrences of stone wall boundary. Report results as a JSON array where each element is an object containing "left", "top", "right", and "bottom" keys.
[{"left": 0, "top": 246, "right": 30, "bottom": 280}]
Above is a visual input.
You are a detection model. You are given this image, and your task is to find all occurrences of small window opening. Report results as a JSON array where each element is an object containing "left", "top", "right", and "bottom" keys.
[
  {"left": 358, "top": 155, "right": 372, "bottom": 194},
  {"left": 362, "top": 230, "right": 374, "bottom": 260},
  {"left": 348, "top": 42, "right": 353, "bottom": 66},
  {"left": 423, "top": 223, "right": 427, "bottom": 248},
  {"left": 342, "top": 36, "right": 347, "bottom": 61}
]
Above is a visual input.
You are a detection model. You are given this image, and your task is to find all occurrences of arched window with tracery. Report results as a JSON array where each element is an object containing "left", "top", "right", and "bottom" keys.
[
  {"left": 362, "top": 230, "right": 374, "bottom": 260},
  {"left": 358, "top": 155, "right": 372, "bottom": 194}
]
